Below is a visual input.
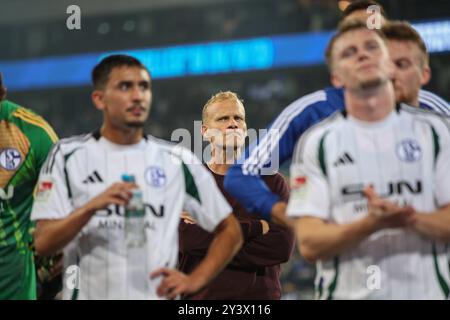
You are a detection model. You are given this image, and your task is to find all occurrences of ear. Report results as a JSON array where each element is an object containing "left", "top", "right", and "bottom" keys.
[
  {"left": 92, "top": 90, "right": 105, "bottom": 111},
  {"left": 201, "top": 123, "right": 209, "bottom": 139},
  {"left": 330, "top": 73, "right": 343, "bottom": 88},
  {"left": 420, "top": 66, "right": 431, "bottom": 86}
]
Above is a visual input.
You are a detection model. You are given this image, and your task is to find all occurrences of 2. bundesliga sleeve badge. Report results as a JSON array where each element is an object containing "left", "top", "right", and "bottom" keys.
[{"left": 34, "top": 176, "right": 54, "bottom": 202}]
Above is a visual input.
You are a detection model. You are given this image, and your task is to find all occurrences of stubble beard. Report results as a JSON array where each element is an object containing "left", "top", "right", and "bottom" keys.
[
  {"left": 125, "top": 121, "right": 145, "bottom": 128},
  {"left": 359, "top": 76, "right": 384, "bottom": 91}
]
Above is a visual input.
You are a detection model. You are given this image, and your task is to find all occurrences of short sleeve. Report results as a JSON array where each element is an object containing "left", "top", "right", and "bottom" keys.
[
  {"left": 31, "top": 143, "right": 74, "bottom": 220},
  {"left": 179, "top": 150, "right": 232, "bottom": 233},
  {"left": 286, "top": 132, "right": 330, "bottom": 220}
]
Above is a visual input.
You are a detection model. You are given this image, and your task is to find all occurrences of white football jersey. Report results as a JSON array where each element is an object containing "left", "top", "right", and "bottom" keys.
[
  {"left": 287, "top": 105, "right": 450, "bottom": 300},
  {"left": 31, "top": 132, "right": 232, "bottom": 300}
]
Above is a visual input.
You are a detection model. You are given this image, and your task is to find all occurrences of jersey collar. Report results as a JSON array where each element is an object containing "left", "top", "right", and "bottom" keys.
[
  {"left": 347, "top": 110, "right": 398, "bottom": 129},
  {"left": 92, "top": 129, "right": 148, "bottom": 141},
  {"left": 340, "top": 103, "right": 402, "bottom": 118}
]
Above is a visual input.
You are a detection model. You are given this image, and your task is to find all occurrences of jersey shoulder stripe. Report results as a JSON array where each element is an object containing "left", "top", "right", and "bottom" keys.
[
  {"left": 42, "top": 133, "right": 92, "bottom": 174},
  {"left": 270, "top": 90, "right": 328, "bottom": 130},
  {"left": 145, "top": 134, "right": 177, "bottom": 148},
  {"left": 400, "top": 104, "right": 450, "bottom": 135},
  {"left": 59, "top": 133, "right": 93, "bottom": 146},
  {"left": 420, "top": 90, "right": 450, "bottom": 107},
  {"left": 419, "top": 95, "right": 447, "bottom": 115},
  {"left": 418, "top": 90, "right": 450, "bottom": 116},
  {"left": 146, "top": 134, "right": 201, "bottom": 166},
  {"left": 293, "top": 110, "right": 343, "bottom": 164},
  {"left": 243, "top": 90, "right": 327, "bottom": 174},
  {"left": 12, "top": 108, "right": 58, "bottom": 143}
]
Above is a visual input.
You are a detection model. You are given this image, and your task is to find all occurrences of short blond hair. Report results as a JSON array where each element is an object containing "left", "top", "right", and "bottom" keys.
[
  {"left": 382, "top": 21, "right": 429, "bottom": 67},
  {"left": 202, "top": 91, "right": 244, "bottom": 123}
]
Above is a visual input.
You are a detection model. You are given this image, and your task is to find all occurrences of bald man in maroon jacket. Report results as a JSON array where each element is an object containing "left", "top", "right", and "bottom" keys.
[{"left": 178, "top": 91, "right": 295, "bottom": 299}]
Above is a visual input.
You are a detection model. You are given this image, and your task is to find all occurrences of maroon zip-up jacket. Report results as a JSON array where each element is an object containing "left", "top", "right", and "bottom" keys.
[{"left": 178, "top": 167, "right": 295, "bottom": 299}]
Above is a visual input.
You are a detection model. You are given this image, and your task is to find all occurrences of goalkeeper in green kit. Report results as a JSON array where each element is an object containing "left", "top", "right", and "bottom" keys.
[{"left": 0, "top": 74, "right": 58, "bottom": 299}]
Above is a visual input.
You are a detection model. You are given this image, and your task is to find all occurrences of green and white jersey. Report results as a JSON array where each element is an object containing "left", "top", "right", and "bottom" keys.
[
  {"left": 31, "top": 132, "right": 232, "bottom": 300},
  {"left": 287, "top": 105, "right": 450, "bottom": 300},
  {"left": 0, "top": 100, "right": 58, "bottom": 299}
]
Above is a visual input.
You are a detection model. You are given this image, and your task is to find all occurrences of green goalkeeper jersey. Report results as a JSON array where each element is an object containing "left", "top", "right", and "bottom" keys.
[{"left": 0, "top": 100, "right": 58, "bottom": 299}]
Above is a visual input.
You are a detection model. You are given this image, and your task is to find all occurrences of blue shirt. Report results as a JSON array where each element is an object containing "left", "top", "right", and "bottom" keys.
[{"left": 224, "top": 87, "right": 450, "bottom": 220}]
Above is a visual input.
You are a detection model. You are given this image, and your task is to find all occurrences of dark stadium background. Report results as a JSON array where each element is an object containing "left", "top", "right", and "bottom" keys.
[{"left": 1, "top": 0, "right": 449, "bottom": 299}]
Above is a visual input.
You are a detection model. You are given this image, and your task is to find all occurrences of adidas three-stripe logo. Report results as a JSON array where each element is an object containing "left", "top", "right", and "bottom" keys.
[
  {"left": 333, "top": 152, "right": 354, "bottom": 167},
  {"left": 82, "top": 171, "right": 104, "bottom": 184}
]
